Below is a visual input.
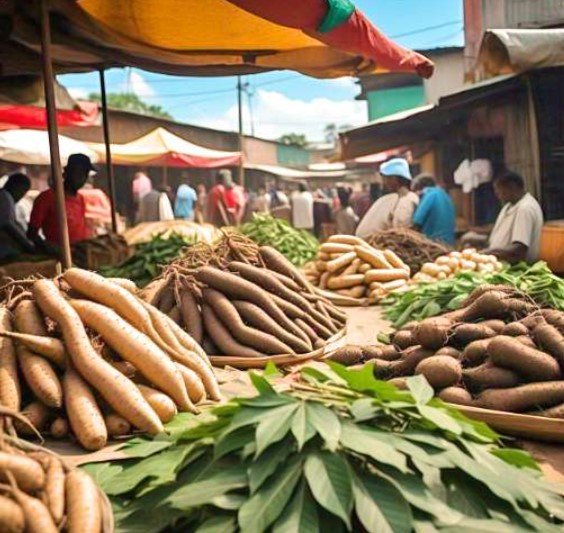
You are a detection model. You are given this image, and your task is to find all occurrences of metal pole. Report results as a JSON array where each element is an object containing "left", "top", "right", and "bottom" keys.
[
  {"left": 237, "top": 76, "right": 245, "bottom": 188},
  {"left": 99, "top": 69, "right": 118, "bottom": 233},
  {"left": 39, "top": 0, "right": 72, "bottom": 269}
]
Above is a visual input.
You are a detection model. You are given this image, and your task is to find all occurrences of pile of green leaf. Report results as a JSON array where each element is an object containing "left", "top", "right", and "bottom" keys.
[
  {"left": 240, "top": 213, "right": 318, "bottom": 266},
  {"left": 384, "top": 261, "right": 564, "bottom": 327},
  {"left": 83, "top": 363, "right": 564, "bottom": 533},
  {"left": 100, "top": 232, "right": 197, "bottom": 287}
]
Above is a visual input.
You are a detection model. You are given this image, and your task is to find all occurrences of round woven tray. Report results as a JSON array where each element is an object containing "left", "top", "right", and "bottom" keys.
[
  {"left": 452, "top": 405, "right": 564, "bottom": 443},
  {"left": 208, "top": 327, "right": 347, "bottom": 369}
]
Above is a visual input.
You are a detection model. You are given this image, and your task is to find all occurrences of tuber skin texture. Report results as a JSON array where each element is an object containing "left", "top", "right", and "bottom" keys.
[
  {"left": 327, "top": 346, "right": 364, "bottom": 366},
  {"left": 461, "top": 339, "right": 492, "bottom": 367},
  {"left": 415, "top": 356, "right": 462, "bottom": 390},
  {"left": 392, "top": 330, "right": 415, "bottom": 350},
  {"left": 488, "top": 335, "right": 561, "bottom": 382},
  {"left": 451, "top": 323, "right": 497, "bottom": 347},
  {"left": 462, "top": 362, "right": 521, "bottom": 393},
  {"left": 532, "top": 323, "right": 564, "bottom": 371},
  {"left": 476, "top": 381, "right": 564, "bottom": 412},
  {"left": 435, "top": 346, "right": 462, "bottom": 359},
  {"left": 438, "top": 387, "right": 473, "bottom": 406},
  {"left": 501, "top": 322, "right": 529, "bottom": 337},
  {"left": 413, "top": 317, "right": 453, "bottom": 350}
]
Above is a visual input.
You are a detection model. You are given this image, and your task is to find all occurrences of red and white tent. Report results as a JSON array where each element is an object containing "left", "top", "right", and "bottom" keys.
[{"left": 89, "top": 127, "right": 242, "bottom": 168}]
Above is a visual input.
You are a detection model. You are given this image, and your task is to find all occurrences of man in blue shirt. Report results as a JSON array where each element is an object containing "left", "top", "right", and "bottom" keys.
[
  {"left": 412, "top": 174, "right": 456, "bottom": 245},
  {"left": 174, "top": 182, "right": 198, "bottom": 221}
]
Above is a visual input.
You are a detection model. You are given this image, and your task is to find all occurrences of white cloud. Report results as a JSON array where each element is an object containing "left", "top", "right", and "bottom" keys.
[
  {"left": 121, "top": 71, "right": 155, "bottom": 99},
  {"left": 192, "top": 89, "right": 367, "bottom": 142},
  {"left": 67, "top": 87, "right": 88, "bottom": 100},
  {"left": 329, "top": 76, "right": 358, "bottom": 89}
]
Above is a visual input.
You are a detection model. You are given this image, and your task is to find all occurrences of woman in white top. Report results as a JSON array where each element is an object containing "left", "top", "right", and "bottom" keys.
[{"left": 356, "top": 158, "right": 419, "bottom": 238}]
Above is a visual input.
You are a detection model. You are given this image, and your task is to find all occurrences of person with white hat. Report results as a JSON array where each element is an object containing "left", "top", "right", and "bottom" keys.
[{"left": 356, "top": 157, "right": 419, "bottom": 238}]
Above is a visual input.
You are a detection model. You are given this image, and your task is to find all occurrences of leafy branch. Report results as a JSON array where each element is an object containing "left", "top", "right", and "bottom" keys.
[{"left": 84, "top": 363, "right": 564, "bottom": 533}]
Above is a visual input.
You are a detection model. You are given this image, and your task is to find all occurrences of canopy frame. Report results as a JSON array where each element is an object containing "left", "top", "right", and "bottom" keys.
[{"left": 40, "top": 0, "right": 71, "bottom": 268}]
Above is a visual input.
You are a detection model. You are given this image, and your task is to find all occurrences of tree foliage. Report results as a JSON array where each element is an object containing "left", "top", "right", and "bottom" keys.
[
  {"left": 278, "top": 132, "right": 308, "bottom": 147},
  {"left": 88, "top": 92, "right": 172, "bottom": 119}
]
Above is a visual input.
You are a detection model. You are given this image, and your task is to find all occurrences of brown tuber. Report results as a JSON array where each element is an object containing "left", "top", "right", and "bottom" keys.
[
  {"left": 438, "top": 387, "right": 473, "bottom": 406},
  {"left": 413, "top": 317, "right": 453, "bottom": 349},
  {"left": 462, "top": 362, "right": 520, "bottom": 392},
  {"left": 476, "top": 381, "right": 564, "bottom": 412},
  {"left": 415, "top": 356, "right": 462, "bottom": 390}
]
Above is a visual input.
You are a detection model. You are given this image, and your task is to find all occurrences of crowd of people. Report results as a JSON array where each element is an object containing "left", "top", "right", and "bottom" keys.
[{"left": 0, "top": 153, "right": 544, "bottom": 266}]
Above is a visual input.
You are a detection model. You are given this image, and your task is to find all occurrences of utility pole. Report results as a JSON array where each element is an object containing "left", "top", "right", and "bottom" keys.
[{"left": 237, "top": 76, "right": 245, "bottom": 187}]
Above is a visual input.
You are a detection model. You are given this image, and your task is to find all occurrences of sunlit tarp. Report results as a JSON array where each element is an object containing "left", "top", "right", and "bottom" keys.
[
  {"left": 0, "top": 129, "right": 99, "bottom": 165},
  {"left": 478, "top": 29, "right": 564, "bottom": 77},
  {"left": 8, "top": 0, "right": 433, "bottom": 79},
  {"left": 89, "top": 127, "right": 242, "bottom": 168}
]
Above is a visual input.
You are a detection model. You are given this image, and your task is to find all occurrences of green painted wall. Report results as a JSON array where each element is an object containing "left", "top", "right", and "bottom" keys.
[
  {"left": 276, "top": 143, "right": 311, "bottom": 167},
  {"left": 366, "top": 85, "right": 426, "bottom": 121}
]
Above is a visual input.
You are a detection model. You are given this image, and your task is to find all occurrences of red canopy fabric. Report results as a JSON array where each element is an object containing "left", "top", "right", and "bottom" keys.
[
  {"left": 0, "top": 101, "right": 100, "bottom": 129},
  {"left": 230, "top": 0, "right": 434, "bottom": 78}
]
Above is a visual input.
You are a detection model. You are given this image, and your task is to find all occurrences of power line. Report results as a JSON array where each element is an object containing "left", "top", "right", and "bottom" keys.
[{"left": 389, "top": 20, "right": 462, "bottom": 39}]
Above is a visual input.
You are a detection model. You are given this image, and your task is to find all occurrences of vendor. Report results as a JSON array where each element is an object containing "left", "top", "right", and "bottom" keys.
[
  {"left": 483, "top": 171, "right": 543, "bottom": 264},
  {"left": 28, "top": 153, "right": 94, "bottom": 252},
  {"left": 0, "top": 172, "right": 35, "bottom": 260},
  {"left": 411, "top": 173, "right": 456, "bottom": 245},
  {"left": 356, "top": 158, "right": 419, "bottom": 238}
]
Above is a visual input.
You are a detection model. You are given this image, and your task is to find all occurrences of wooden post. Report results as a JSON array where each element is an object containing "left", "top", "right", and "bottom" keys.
[
  {"left": 99, "top": 69, "right": 118, "bottom": 233},
  {"left": 39, "top": 0, "right": 71, "bottom": 268},
  {"left": 237, "top": 76, "right": 245, "bottom": 188}
]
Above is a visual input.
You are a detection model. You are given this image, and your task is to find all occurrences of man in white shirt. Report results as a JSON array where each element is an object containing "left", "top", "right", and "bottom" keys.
[
  {"left": 484, "top": 171, "right": 543, "bottom": 263},
  {"left": 291, "top": 183, "right": 314, "bottom": 231},
  {"left": 356, "top": 158, "right": 419, "bottom": 238}
]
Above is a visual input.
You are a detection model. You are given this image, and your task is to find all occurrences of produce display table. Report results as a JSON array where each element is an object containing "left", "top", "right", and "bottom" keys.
[
  {"left": 339, "top": 304, "right": 564, "bottom": 484},
  {"left": 42, "top": 304, "right": 564, "bottom": 484}
]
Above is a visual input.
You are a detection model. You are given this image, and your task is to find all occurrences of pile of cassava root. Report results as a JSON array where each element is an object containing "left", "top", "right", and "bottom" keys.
[
  {"left": 0, "top": 268, "right": 219, "bottom": 451},
  {"left": 334, "top": 285, "right": 564, "bottom": 418},
  {"left": 142, "top": 242, "right": 346, "bottom": 357},
  {"left": 0, "top": 408, "right": 109, "bottom": 532},
  {"left": 303, "top": 234, "right": 411, "bottom": 302}
]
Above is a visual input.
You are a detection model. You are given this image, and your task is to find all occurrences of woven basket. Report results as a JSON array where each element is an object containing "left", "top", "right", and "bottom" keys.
[{"left": 208, "top": 327, "right": 346, "bottom": 369}]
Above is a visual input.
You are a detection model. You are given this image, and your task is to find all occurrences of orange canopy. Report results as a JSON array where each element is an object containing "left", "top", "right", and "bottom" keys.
[{"left": 7, "top": 0, "right": 433, "bottom": 79}]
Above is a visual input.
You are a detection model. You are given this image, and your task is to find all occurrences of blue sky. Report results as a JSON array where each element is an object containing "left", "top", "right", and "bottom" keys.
[{"left": 59, "top": 0, "right": 463, "bottom": 142}]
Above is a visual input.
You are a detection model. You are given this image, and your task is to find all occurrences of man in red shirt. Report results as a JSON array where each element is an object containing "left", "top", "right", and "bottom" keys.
[
  {"left": 206, "top": 169, "right": 230, "bottom": 227},
  {"left": 28, "top": 153, "right": 94, "bottom": 252}
]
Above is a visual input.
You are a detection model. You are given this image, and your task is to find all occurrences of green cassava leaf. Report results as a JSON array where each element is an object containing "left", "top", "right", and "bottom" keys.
[
  {"left": 306, "top": 402, "right": 341, "bottom": 451},
  {"left": 250, "top": 371, "right": 277, "bottom": 395},
  {"left": 238, "top": 457, "right": 302, "bottom": 533},
  {"left": 248, "top": 439, "right": 293, "bottom": 494},
  {"left": 214, "top": 425, "right": 256, "bottom": 460},
  {"left": 272, "top": 479, "right": 319, "bottom": 533},
  {"left": 291, "top": 401, "right": 316, "bottom": 450},
  {"left": 119, "top": 437, "right": 173, "bottom": 458},
  {"left": 263, "top": 361, "right": 282, "bottom": 378},
  {"left": 418, "top": 405, "right": 462, "bottom": 435},
  {"left": 490, "top": 448, "right": 541, "bottom": 472},
  {"left": 340, "top": 422, "right": 408, "bottom": 473},
  {"left": 407, "top": 375, "right": 434, "bottom": 405},
  {"left": 328, "top": 361, "right": 400, "bottom": 398},
  {"left": 353, "top": 474, "right": 394, "bottom": 533},
  {"left": 255, "top": 403, "right": 298, "bottom": 456},
  {"left": 377, "top": 466, "right": 463, "bottom": 526},
  {"left": 81, "top": 461, "right": 124, "bottom": 490},
  {"left": 105, "top": 444, "right": 197, "bottom": 496},
  {"left": 356, "top": 472, "right": 412, "bottom": 533},
  {"left": 305, "top": 452, "right": 352, "bottom": 528},
  {"left": 195, "top": 515, "right": 237, "bottom": 533},
  {"left": 167, "top": 464, "right": 248, "bottom": 511}
]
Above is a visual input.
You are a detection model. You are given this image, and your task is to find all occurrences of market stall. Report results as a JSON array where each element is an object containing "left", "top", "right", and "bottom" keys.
[{"left": 4, "top": 4, "right": 564, "bottom": 533}]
